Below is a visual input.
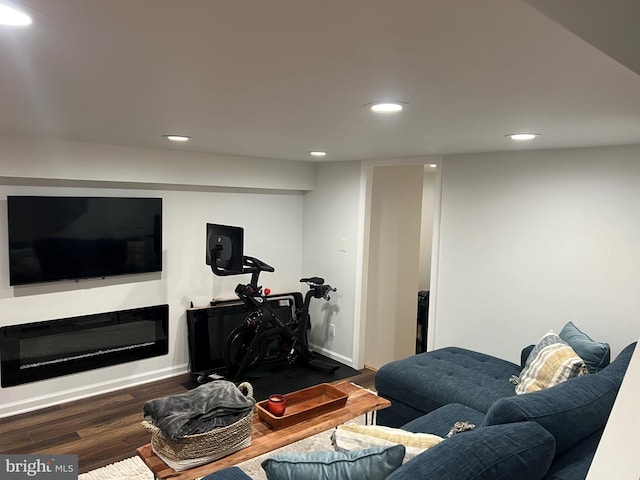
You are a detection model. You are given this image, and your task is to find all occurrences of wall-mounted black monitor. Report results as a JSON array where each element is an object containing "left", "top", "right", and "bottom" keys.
[
  {"left": 205, "top": 223, "right": 244, "bottom": 274},
  {"left": 7, "top": 196, "right": 162, "bottom": 286}
]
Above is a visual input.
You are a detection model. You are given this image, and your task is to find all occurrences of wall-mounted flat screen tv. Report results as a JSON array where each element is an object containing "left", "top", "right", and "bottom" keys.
[{"left": 7, "top": 196, "right": 162, "bottom": 286}]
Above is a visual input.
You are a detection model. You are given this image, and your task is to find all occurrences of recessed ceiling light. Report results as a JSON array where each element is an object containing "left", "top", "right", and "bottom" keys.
[
  {"left": 163, "top": 135, "right": 191, "bottom": 142},
  {"left": 506, "top": 133, "right": 540, "bottom": 141},
  {"left": 368, "top": 102, "right": 406, "bottom": 113},
  {"left": 309, "top": 151, "right": 327, "bottom": 157},
  {"left": 0, "top": 3, "right": 32, "bottom": 26},
  {"left": 428, "top": 164, "right": 437, "bottom": 168}
]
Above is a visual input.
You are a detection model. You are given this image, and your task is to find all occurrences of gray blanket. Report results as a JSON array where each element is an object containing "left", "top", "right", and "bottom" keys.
[{"left": 143, "top": 380, "right": 255, "bottom": 441}]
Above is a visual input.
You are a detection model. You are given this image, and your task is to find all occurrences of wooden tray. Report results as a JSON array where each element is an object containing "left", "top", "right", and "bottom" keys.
[{"left": 256, "top": 383, "right": 348, "bottom": 430}]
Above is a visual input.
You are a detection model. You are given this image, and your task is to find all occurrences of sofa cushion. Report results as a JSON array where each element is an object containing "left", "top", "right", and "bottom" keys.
[
  {"left": 559, "top": 322, "right": 610, "bottom": 373},
  {"left": 261, "top": 444, "right": 405, "bottom": 480},
  {"left": 386, "top": 422, "right": 556, "bottom": 480},
  {"left": 516, "top": 331, "right": 587, "bottom": 394},
  {"left": 332, "top": 422, "right": 442, "bottom": 462},
  {"left": 401, "top": 403, "right": 486, "bottom": 438},
  {"left": 484, "top": 343, "right": 635, "bottom": 456},
  {"left": 375, "top": 347, "right": 521, "bottom": 423}
]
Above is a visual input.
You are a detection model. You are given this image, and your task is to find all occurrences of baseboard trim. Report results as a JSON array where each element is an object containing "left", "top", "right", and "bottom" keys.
[{"left": 0, "top": 364, "right": 189, "bottom": 419}]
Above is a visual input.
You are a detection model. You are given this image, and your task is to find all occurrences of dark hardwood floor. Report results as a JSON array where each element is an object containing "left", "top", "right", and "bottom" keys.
[{"left": 0, "top": 369, "right": 376, "bottom": 473}]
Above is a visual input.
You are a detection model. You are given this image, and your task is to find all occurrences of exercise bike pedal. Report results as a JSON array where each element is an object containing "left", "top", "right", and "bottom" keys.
[{"left": 287, "top": 351, "right": 298, "bottom": 364}]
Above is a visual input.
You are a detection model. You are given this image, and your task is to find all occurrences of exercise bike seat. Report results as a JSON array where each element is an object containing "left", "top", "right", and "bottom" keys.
[{"left": 300, "top": 276, "right": 324, "bottom": 285}]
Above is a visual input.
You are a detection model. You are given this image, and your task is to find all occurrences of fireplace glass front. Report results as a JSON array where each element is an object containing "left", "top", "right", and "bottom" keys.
[{"left": 1, "top": 304, "right": 169, "bottom": 387}]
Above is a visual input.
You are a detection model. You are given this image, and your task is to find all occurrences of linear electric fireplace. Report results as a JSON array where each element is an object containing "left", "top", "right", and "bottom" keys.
[{"left": 0, "top": 304, "right": 169, "bottom": 387}]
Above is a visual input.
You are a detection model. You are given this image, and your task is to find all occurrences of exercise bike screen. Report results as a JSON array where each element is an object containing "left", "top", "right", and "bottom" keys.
[{"left": 186, "top": 292, "right": 303, "bottom": 375}]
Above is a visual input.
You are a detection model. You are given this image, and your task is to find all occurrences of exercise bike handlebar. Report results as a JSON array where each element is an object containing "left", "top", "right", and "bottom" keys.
[
  {"left": 242, "top": 256, "right": 274, "bottom": 273},
  {"left": 325, "top": 286, "right": 337, "bottom": 301},
  {"left": 299, "top": 277, "right": 336, "bottom": 300},
  {"left": 319, "top": 285, "right": 337, "bottom": 301},
  {"left": 210, "top": 249, "right": 275, "bottom": 288}
]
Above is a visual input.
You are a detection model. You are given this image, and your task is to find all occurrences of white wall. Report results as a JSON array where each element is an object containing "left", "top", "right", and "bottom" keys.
[
  {"left": 0, "top": 137, "right": 313, "bottom": 417},
  {"left": 432, "top": 144, "right": 640, "bottom": 363},
  {"left": 302, "top": 162, "right": 363, "bottom": 367},
  {"left": 0, "top": 135, "right": 314, "bottom": 191}
]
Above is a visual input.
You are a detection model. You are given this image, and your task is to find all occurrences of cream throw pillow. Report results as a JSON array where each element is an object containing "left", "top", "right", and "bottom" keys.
[
  {"left": 516, "top": 330, "right": 588, "bottom": 394},
  {"left": 332, "top": 422, "right": 443, "bottom": 462}
]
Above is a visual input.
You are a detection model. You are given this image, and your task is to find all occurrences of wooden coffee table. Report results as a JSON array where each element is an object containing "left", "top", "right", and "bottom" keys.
[{"left": 137, "top": 381, "right": 390, "bottom": 480}]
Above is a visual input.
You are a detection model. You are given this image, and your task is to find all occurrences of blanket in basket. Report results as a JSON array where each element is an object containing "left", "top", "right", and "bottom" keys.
[
  {"left": 143, "top": 381, "right": 256, "bottom": 471},
  {"left": 143, "top": 380, "right": 256, "bottom": 441}
]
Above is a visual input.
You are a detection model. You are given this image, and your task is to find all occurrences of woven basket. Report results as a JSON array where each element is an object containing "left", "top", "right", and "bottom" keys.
[{"left": 143, "top": 382, "right": 254, "bottom": 471}]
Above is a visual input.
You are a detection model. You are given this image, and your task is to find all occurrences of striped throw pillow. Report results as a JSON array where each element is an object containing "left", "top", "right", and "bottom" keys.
[
  {"left": 516, "top": 330, "right": 588, "bottom": 395},
  {"left": 332, "top": 422, "right": 442, "bottom": 462}
]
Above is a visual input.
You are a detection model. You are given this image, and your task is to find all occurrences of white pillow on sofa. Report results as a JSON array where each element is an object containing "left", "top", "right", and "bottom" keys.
[{"left": 332, "top": 422, "right": 442, "bottom": 461}]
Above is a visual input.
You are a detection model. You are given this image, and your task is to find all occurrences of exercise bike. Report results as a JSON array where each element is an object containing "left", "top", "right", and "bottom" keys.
[
  {"left": 222, "top": 256, "right": 338, "bottom": 381},
  {"left": 207, "top": 225, "right": 339, "bottom": 382}
]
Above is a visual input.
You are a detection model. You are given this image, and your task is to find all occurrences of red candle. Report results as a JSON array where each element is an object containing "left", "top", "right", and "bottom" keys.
[{"left": 267, "top": 394, "right": 287, "bottom": 416}]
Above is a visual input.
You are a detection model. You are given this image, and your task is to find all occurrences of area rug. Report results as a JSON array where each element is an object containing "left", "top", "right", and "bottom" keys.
[
  {"left": 79, "top": 428, "right": 337, "bottom": 480},
  {"left": 79, "top": 456, "right": 154, "bottom": 480}
]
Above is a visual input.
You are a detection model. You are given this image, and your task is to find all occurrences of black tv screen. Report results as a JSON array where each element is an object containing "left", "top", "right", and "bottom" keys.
[{"left": 7, "top": 196, "right": 162, "bottom": 285}]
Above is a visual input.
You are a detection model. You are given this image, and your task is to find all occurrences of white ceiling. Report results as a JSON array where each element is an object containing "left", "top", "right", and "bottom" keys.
[{"left": 2, "top": 0, "right": 640, "bottom": 162}]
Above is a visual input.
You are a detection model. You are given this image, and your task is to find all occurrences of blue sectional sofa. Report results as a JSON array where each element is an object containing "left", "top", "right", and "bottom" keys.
[
  {"left": 374, "top": 341, "right": 635, "bottom": 480},
  {"left": 203, "top": 336, "right": 635, "bottom": 480}
]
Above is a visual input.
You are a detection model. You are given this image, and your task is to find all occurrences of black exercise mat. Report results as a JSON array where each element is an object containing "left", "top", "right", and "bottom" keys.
[{"left": 183, "top": 354, "right": 361, "bottom": 401}]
